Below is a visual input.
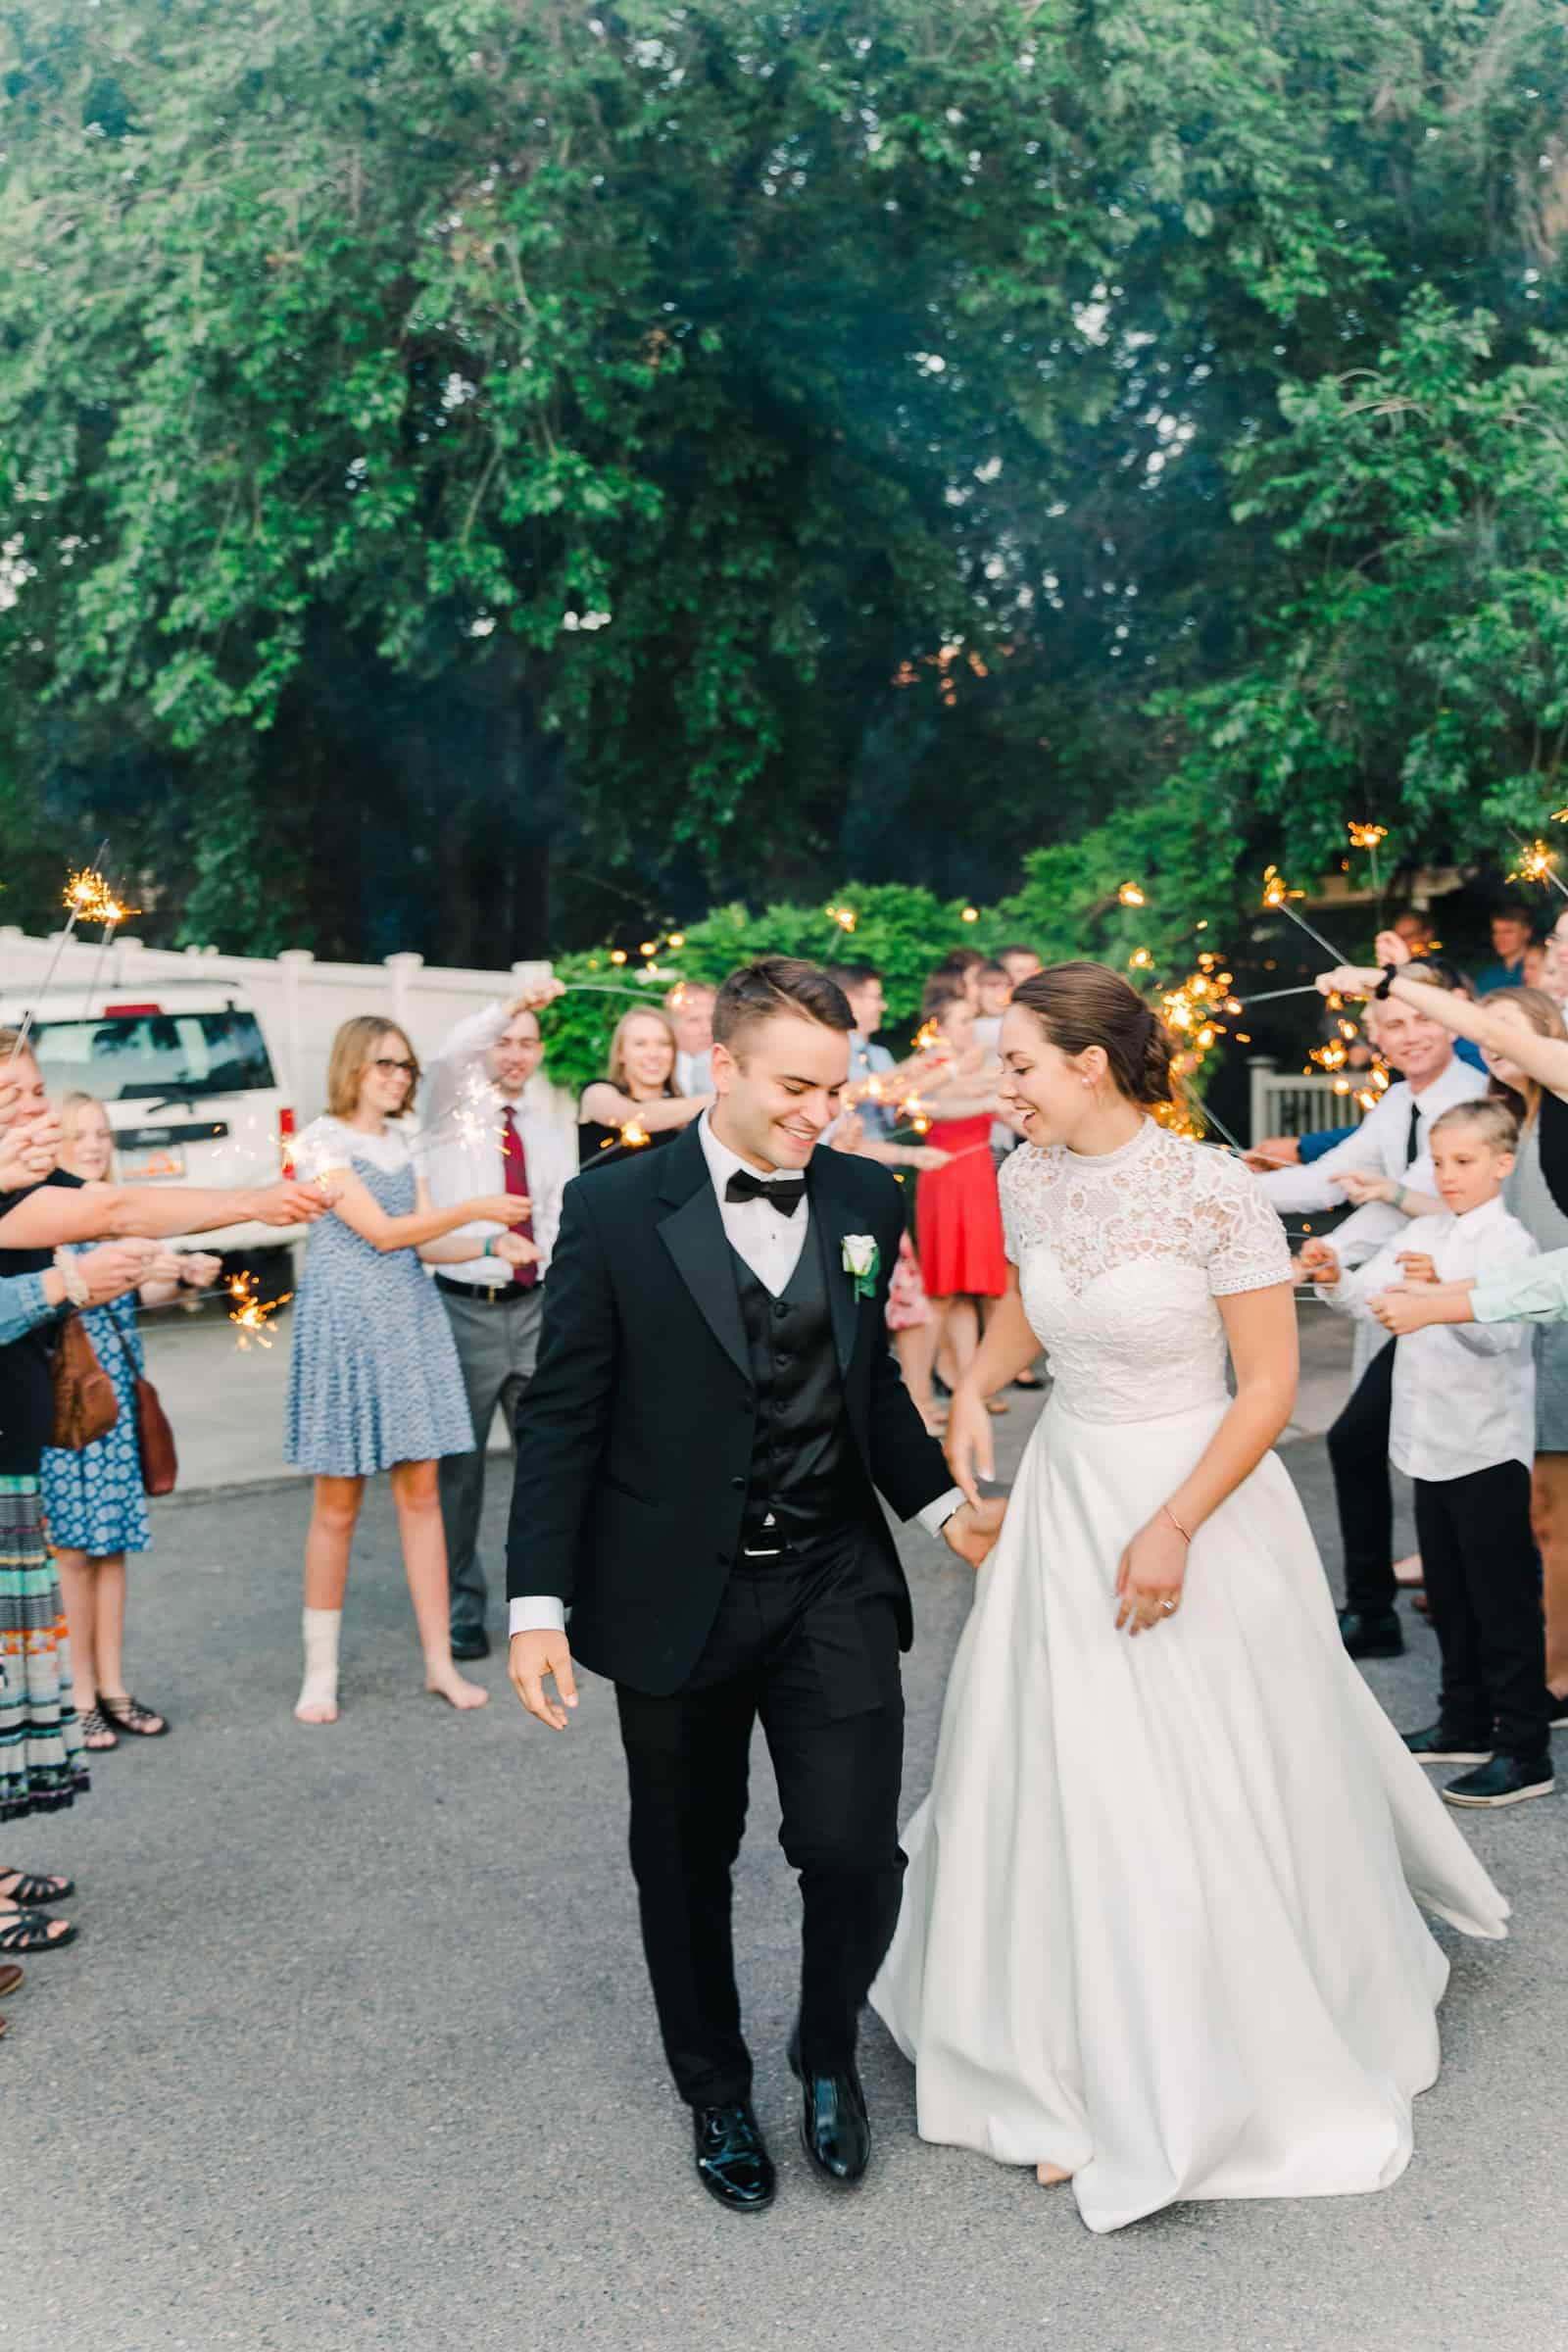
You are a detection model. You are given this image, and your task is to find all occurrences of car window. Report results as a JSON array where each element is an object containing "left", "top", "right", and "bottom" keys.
[{"left": 29, "top": 1010, "right": 276, "bottom": 1101}]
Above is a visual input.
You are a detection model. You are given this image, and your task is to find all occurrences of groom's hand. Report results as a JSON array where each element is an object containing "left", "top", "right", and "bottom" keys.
[
  {"left": 509, "top": 1631, "right": 579, "bottom": 1731},
  {"left": 942, "top": 1496, "right": 1006, "bottom": 1572}
]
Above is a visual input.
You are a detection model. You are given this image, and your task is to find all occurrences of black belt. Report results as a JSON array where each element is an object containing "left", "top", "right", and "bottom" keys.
[{"left": 434, "top": 1273, "right": 537, "bottom": 1305}]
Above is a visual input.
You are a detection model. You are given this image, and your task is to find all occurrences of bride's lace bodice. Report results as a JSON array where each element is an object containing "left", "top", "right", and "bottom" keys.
[{"left": 1000, "top": 1119, "right": 1292, "bottom": 1423}]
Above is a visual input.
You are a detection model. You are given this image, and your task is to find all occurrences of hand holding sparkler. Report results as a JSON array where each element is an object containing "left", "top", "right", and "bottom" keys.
[
  {"left": 249, "top": 1179, "right": 333, "bottom": 1228},
  {"left": 1295, "top": 1237, "right": 1340, "bottom": 1288},
  {"left": 76, "top": 1239, "right": 162, "bottom": 1304},
  {"left": 1370, "top": 1283, "right": 1468, "bottom": 1337},
  {"left": 1331, "top": 1170, "right": 1401, "bottom": 1207},
  {"left": 507, "top": 978, "right": 567, "bottom": 1017},
  {"left": 1396, "top": 1250, "right": 1440, "bottom": 1287},
  {"left": 0, "top": 1108, "right": 61, "bottom": 1190}
]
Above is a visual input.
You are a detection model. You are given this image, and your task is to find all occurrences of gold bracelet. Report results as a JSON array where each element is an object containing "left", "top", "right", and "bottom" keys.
[{"left": 1161, "top": 1502, "right": 1193, "bottom": 1544}]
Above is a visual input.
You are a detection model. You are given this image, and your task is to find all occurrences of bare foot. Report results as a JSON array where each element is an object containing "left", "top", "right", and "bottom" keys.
[
  {"left": 1035, "top": 2161, "right": 1073, "bottom": 2186},
  {"left": 294, "top": 1690, "right": 339, "bottom": 1725},
  {"left": 426, "top": 1667, "right": 489, "bottom": 1711}
]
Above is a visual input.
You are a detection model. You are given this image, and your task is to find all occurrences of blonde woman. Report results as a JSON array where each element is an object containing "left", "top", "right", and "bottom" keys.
[
  {"left": 284, "top": 1017, "right": 529, "bottom": 1725},
  {"left": 41, "top": 1092, "right": 222, "bottom": 1749},
  {"left": 577, "top": 1006, "right": 710, "bottom": 1166}
]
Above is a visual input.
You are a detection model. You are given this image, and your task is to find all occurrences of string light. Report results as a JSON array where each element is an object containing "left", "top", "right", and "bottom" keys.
[{"left": 960, "top": 906, "right": 980, "bottom": 924}]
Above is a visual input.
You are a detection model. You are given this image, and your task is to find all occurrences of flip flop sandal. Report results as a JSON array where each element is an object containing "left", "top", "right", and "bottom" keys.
[
  {"left": 0, "top": 1871, "right": 74, "bottom": 1906},
  {"left": 0, "top": 1962, "right": 24, "bottom": 1998},
  {"left": 99, "top": 1693, "right": 170, "bottom": 1738},
  {"left": 79, "top": 1705, "right": 119, "bottom": 1751},
  {"left": 0, "top": 1911, "right": 77, "bottom": 1954}
]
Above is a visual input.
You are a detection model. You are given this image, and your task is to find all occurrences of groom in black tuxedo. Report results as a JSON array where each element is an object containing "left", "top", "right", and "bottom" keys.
[{"left": 506, "top": 957, "right": 1004, "bottom": 2212}]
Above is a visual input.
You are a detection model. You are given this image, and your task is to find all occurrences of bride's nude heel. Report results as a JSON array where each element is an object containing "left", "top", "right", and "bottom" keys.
[{"left": 1035, "top": 2161, "right": 1073, "bottom": 2187}]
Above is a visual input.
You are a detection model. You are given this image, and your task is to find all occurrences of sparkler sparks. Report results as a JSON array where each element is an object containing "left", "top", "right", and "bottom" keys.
[
  {"left": 1506, "top": 836, "right": 1568, "bottom": 899},
  {"left": 1347, "top": 822, "right": 1388, "bottom": 854},
  {"left": 1117, "top": 882, "right": 1146, "bottom": 907},
  {"left": 825, "top": 904, "right": 858, "bottom": 934},
  {"left": 226, "top": 1270, "right": 291, "bottom": 1349}
]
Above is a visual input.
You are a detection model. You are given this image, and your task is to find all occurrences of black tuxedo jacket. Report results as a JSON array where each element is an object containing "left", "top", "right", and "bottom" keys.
[{"left": 505, "top": 1121, "right": 954, "bottom": 1695}]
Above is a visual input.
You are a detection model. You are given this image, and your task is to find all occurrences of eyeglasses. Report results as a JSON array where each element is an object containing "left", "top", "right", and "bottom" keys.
[{"left": 372, "top": 1057, "right": 416, "bottom": 1078}]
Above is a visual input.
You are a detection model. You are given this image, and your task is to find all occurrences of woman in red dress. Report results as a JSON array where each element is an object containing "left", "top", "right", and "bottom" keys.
[{"left": 915, "top": 975, "right": 1007, "bottom": 1396}]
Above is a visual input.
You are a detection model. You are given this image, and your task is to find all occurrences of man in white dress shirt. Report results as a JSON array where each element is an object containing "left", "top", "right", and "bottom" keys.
[
  {"left": 1255, "top": 986, "right": 1487, "bottom": 1658},
  {"left": 668, "top": 978, "right": 716, "bottom": 1099},
  {"left": 423, "top": 992, "right": 575, "bottom": 1660}
]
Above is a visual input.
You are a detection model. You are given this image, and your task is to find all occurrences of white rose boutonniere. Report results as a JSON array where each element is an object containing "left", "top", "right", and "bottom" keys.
[{"left": 842, "top": 1233, "right": 880, "bottom": 1302}]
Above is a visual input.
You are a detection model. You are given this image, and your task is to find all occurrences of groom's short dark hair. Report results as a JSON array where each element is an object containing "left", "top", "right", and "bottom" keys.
[{"left": 712, "top": 957, "right": 855, "bottom": 1054}]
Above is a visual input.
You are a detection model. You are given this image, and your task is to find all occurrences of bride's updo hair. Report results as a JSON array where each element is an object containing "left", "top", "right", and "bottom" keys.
[{"left": 1009, "top": 960, "right": 1176, "bottom": 1110}]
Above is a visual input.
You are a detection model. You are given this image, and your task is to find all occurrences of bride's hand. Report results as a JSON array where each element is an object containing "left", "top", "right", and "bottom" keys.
[
  {"left": 945, "top": 1383, "right": 995, "bottom": 1505},
  {"left": 1113, "top": 1511, "right": 1189, "bottom": 1637}
]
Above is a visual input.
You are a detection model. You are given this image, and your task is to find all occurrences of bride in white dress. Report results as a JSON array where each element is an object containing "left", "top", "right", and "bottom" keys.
[{"left": 871, "top": 960, "right": 1507, "bottom": 2234}]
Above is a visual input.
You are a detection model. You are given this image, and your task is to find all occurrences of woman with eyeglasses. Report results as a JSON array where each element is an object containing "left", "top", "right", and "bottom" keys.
[{"left": 285, "top": 1017, "right": 530, "bottom": 1726}]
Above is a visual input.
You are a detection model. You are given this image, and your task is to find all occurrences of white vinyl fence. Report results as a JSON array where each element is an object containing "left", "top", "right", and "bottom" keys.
[
  {"left": 0, "top": 927, "right": 573, "bottom": 1135},
  {"left": 1247, "top": 1056, "right": 1370, "bottom": 1146}
]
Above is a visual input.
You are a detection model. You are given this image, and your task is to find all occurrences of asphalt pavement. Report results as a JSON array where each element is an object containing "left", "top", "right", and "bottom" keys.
[{"left": 6, "top": 1343, "right": 1567, "bottom": 2352}]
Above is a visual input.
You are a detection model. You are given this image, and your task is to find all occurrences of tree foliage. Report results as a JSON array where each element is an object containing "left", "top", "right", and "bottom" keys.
[{"left": 1, "top": 0, "right": 1566, "bottom": 958}]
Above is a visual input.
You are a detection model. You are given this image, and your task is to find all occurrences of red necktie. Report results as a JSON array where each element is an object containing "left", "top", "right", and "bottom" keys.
[{"left": 500, "top": 1106, "right": 538, "bottom": 1289}]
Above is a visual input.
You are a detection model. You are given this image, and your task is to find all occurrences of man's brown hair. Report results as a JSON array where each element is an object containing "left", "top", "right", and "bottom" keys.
[{"left": 711, "top": 957, "right": 855, "bottom": 1053}]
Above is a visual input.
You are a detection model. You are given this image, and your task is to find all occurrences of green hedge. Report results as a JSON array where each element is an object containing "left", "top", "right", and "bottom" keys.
[{"left": 541, "top": 885, "right": 1003, "bottom": 1097}]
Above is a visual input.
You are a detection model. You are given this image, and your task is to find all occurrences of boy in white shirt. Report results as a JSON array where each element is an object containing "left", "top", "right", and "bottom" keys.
[{"left": 1304, "top": 1101, "right": 1552, "bottom": 1807}]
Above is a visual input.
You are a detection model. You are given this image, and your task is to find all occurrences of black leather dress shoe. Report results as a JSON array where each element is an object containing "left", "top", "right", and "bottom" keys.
[
  {"left": 1338, "top": 1609, "right": 1404, "bottom": 1660},
  {"left": 449, "top": 1628, "right": 490, "bottom": 1661},
  {"left": 788, "top": 2032, "right": 871, "bottom": 2186},
  {"left": 692, "top": 2101, "right": 775, "bottom": 2213}
]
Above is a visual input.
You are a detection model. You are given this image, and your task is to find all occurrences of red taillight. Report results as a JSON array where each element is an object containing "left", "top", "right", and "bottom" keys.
[
  {"left": 278, "top": 1105, "right": 296, "bottom": 1175},
  {"left": 102, "top": 1002, "right": 162, "bottom": 1016}
]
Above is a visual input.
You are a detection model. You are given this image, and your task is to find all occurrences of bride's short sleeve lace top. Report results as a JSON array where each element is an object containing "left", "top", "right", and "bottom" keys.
[{"left": 998, "top": 1118, "right": 1293, "bottom": 1421}]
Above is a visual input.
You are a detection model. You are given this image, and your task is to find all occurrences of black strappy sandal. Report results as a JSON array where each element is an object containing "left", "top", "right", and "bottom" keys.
[
  {"left": 0, "top": 1870, "right": 74, "bottom": 1906},
  {"left": 0, "top": 1911, "right": 77, "bottom": 1954},
  {"left": 79, "top": 1704, "right": 119, "bottom": 1751},
  {"left": 98, "top": 1693, "right": 170, "bottom": 1739}
]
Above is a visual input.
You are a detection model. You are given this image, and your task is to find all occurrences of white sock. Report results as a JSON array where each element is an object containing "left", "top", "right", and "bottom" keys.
[{"left": 296, "top": 1606, "right": 341, "bottom": 1718}]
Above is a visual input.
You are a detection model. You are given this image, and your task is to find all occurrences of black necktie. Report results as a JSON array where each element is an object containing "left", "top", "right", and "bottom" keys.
[
  {"left": 725, "top": 1169, "right": 807, "bottom": 1217},
  {"left": 1405, "top": 1100, "right": 1422, "bottom": 1170}
]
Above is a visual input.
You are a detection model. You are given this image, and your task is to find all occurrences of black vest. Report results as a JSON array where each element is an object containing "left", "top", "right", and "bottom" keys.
[{"left": 732, "top": 1232, "right": 859, "bottom": 1549}]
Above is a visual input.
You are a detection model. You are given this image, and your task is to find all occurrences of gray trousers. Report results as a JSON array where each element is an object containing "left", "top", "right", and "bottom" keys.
[{"left": 437, "top": 1286, "right": 544, "bottom": 1636}]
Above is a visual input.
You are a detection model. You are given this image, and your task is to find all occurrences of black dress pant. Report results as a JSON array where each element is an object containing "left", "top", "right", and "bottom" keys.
[
  {"left": 613, "top": 1522, "right": 906, "bottom": 2109},
  {"left": 1327, "top": 1337, "right": 1397, "bottom": 1619},
  {"left": 1414, "top": 1462, "right": 1548, "bottom": 1759}
]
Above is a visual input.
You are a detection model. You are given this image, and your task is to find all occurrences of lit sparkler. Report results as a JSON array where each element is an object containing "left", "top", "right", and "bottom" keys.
[
  {"left": 1118, "top": 882, "right": 1146, "bottom": 907},
  {"left": 226, "top": 1270, "right": 292, "bottom": 1349},
  {"left": 7, "top": 844, "right": 113, "bottom": 1062},
  {"left": 826, "top": 905, "right": 858, "bottom": 934},
  {"left": 1259, "top": 867, "right": 1351, "bottom": 964},
  {"left": 1506, "top": 836, "right": 1568, "bottom": 901},
  {"left": 1347, "top": 820, "right": 1388, "bottom": 898}
]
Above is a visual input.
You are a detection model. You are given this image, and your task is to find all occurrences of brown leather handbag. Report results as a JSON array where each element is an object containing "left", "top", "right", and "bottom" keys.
[
  {"left": 48, "top": 1312, "right": 120, "bottom": 1451},
  {"left": 106, "top": 1321, "right": 178, "bottom": 1496}
]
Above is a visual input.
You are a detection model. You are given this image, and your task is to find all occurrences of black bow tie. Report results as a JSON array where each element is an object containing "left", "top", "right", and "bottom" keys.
[{"left": 725, "top": 1169, "right": 807, "bottom": 1216}]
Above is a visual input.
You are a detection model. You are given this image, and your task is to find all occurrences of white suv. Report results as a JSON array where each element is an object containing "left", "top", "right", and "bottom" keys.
[{"left": 4, "top": 981, "right": 297, "bottom": 1277}]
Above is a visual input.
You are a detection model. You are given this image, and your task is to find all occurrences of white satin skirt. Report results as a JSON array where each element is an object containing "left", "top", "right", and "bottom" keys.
[{"left": 871, "top": 1395, "right": 1508, "bottom": 2233}]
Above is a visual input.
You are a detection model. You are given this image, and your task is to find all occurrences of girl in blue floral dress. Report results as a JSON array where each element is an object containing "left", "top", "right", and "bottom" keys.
[
  {"left": 284, "top": 1016, "right": 534, "bottom": 1726},
  {"left": 41, "top": 1094, "right": 223, "bottom": 1752}
]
